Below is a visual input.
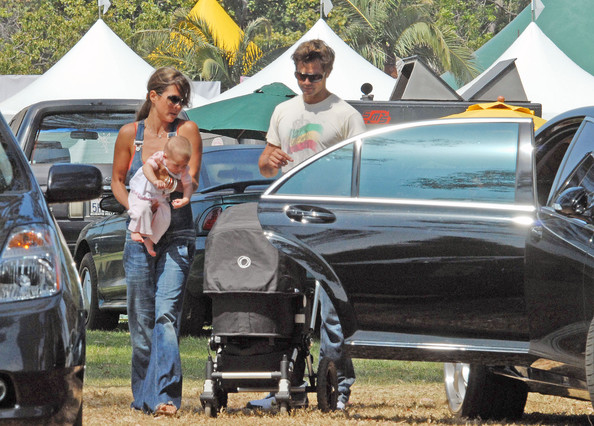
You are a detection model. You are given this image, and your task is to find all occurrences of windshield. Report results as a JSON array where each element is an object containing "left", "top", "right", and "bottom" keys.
[{"left": 32, "top": 111, "right": 136, "bottom": 165}]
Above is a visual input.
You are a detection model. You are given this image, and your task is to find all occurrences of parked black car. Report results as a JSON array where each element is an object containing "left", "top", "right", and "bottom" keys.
[
  {"left": 9, "top": 99, "right": 149, "bottom": 252},
  {"left": 0, "top": 112, "right": 102, "bottom": 424},
  {"left": 73, "top": 144, "right": 275, "bottom": 333},
  {"left": 256, "top": 108, "right": 594, "bottom": 420}
]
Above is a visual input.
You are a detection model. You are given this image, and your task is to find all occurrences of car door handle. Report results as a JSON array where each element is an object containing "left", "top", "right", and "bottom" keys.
[
  {"left": 285, "top": 205, "right": 336, "bottom": 223},
  {"left": 530, "top": 226, "right": 543, "bottom": 242}
]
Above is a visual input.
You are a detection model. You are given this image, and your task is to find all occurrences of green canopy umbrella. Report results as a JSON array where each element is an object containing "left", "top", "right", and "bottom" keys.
[{"left": 186, "top": 83, "right": 296, "bottom": 140}]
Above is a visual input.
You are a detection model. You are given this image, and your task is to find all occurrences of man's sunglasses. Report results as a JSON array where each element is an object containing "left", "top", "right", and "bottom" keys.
[
  {"left": 166, "top": 95, "right": 186, "bottom": 106},
  {"left": 294, "top": 72, "right": 325, "bottom": 83}
]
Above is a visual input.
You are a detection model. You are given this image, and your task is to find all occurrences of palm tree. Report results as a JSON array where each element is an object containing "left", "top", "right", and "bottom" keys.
[
  {"left": 144, "top": 7, "right": 281, "bottom": 91},
  {"left": 341, "top": 0, "right": 478, "bottom": 85}
]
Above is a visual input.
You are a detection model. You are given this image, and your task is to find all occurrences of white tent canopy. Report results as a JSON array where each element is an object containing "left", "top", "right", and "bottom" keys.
[
  {"left": 459, "top": 22, "right": 594, "bottom": 120},
  {"left": 206, "top": 19, "right": 396, "bottom": 104},
  {"left": 0, "top": 20, "right": 205, "bottom": 121}
]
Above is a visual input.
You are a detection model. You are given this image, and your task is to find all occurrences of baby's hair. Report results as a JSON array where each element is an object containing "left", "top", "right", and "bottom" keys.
[{"left": 165, "top": 135, "right": 192, "bottom": 162}]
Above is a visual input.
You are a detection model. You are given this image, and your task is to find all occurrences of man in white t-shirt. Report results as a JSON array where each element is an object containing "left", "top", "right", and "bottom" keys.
[
  {"left": 259, "top": 41, "right": 366, "bottom": 176},
  {"left": 254, "top": 39, "right": 366, "bottom": 411}
]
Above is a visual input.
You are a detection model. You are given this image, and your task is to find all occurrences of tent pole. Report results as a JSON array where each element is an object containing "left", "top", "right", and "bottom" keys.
[
  {"left": 320, "top": 0, "right": 323, "bottom": 20},
  {"left": 531, "top": 0, "right": 535, "bottom": 21}
]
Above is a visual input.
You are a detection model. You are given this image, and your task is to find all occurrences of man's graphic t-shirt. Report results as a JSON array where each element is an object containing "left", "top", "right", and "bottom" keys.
[{"left": 266, "top": 94, "right": 367, "bottom": 173}]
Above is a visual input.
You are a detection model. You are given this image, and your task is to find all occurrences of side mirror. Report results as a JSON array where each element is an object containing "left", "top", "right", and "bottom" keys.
[
  {"left": 45, "top": 163, "right": 102, "bottom": 203},
  {"left": 99, "top": 195, "right": 126, "bottom": 214},
  {"left": 553, "top": 187, "right": 590, "bottom": 216}
]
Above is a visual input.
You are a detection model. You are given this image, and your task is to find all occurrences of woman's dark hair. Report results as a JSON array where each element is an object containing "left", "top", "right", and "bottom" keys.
[
  {"left": 137, "top": 67, "right": 191, "bottom": 120},
  {"left": 291, "top": 39, "right": 335, "bottom": 74}
]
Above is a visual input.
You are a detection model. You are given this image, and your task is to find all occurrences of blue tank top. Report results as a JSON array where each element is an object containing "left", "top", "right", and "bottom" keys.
[{"left": 126, "top": 120, "right": 193, "bottom": 233}]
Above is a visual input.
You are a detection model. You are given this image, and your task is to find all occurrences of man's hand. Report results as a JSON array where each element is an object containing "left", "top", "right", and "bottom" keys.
[
  {"left": 259, "top": 143, "right": 293, "bottom": 177},
  {"left": 267, "top": 148, "right": 293, "bottom": 169}
]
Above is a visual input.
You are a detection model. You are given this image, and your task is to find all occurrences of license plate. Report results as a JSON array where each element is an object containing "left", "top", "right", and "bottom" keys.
[{"left": 89, "top": 198, "right": 110, "bottom": 216}]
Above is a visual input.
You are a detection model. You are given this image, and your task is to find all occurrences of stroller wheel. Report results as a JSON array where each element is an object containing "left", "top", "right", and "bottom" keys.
[
  {"left": 217, "top": 390, "right": 228, "bottom": 410},
  {"left": 279, "top": 401, "right": 290, "bottom": 415},
  {"left": 204, "top": 402, "right": 217, "bottom": 418},
  {"left": 317, "top": 357, "right": 338, "bottom": 412}
]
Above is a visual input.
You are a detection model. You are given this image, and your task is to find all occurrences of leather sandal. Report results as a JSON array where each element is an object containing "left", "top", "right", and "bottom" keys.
[{"left": 155, "top": 403, "right": 178, "bottom": 416}]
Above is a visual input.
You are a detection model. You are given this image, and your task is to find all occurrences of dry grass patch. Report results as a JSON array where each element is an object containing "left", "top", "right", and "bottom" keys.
[
  {"left": 83, "top": 383, "right": 594, "bottom": 425},
  {"left": 84, "top": 329, "right": 594, "bottom": 425}
]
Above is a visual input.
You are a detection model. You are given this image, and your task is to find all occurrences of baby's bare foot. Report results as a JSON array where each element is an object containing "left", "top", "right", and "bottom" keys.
[{"left": 144, "top": 239, "right": 156, "bottom": 257}]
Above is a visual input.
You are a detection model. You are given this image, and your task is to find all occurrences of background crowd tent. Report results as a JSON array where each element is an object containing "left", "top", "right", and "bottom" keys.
[
  {"left": 458, "top": 22, "right": 594, "bottom": 119},
  {"left": 0, "top": 75, "right": 39, "bottom": 104},
  {"left": 0, "top": 19, "right": 154, "bottom": 121},
  {"left": 208, "top": 19, "right": 396, "bottom": 104},
  {"left": 469, "top": 0, "right": 594, "bottom": 82},
  {"left": 0, "top": 20, "right": 206, "bottom": 121},
  {"left": 446, "top": 0, "right": 594, "bottom": 119}
]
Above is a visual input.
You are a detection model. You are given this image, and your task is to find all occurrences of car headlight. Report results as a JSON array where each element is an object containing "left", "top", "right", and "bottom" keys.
[{"left": 0, "top": 224, "right": 61, "bottom": 302}]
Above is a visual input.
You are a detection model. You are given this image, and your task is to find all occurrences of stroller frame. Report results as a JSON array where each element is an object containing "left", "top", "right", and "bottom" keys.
[{"left": 200, "top": 280, "right": 338, "bottom": 416}]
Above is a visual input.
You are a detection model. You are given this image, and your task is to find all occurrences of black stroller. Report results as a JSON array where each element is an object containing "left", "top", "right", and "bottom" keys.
[{"left": 199, "top": 202, "right": 338, "bottom": 417}]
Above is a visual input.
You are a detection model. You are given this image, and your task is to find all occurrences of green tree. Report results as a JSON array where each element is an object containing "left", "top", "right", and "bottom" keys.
[
  {"left": 433, "top": 0, "right": 530, "bottom": 50},
  {"left": 340, "top": 0, "right": 479, "bottom": 85},
  {"left": 145, "top": 10, "right": 281, "bottom": 90},
  {"left": 0, "top": 0, "right": 192, "bottom": 74}
]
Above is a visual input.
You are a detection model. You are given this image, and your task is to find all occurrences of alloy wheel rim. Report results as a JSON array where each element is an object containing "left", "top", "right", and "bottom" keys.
[
  {"left": 81, "top": 267, "right": 92, "bottom": 319},
  {"left": 444, "top": 362, "right": 469, "bottom": 411}
]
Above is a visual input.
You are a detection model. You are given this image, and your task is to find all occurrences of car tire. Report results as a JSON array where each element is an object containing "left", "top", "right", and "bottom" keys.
[
  {"left": 79, "top": 253, "right": 119, "bottom": 331},
  {"left": 584, "top": 316, "right": 594, "bottom": 408},
  {"left": 444, "top": 363, "right": 527, "bottom": 420}
]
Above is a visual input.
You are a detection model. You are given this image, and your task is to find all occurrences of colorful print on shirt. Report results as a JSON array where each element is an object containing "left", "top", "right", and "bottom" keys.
[{"left": 288, "top": 123, "right": 323, "bottom": 154}]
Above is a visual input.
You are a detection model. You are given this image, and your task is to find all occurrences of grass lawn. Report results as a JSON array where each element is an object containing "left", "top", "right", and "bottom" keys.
[
  {"left": 86, "top": 328, "right": 443, "bottom": 387},
  {"left": 84, "top": 327, "right": 594, "bottom": 425}
]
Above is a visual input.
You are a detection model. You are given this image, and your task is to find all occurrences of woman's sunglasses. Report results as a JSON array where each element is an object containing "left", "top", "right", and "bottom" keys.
[
  {"left": 166, "top": 95, "right": 186, "bottom": 106},
  {"left": 294, "top": 72, "right": 325, "bottom": 83}
]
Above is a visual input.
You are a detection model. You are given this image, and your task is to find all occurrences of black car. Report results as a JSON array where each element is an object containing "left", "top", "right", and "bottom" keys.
[
  {"left": 256, "top": 108, "right": 594, "bottom": 420},
  {"left": 73, "top": 144, "right": 276, "bottom": 333},
  {"left": 10, "top": 99, "right": 149, "bottom": 252},
  {"left": 0, "top": 113, "right": 102, "bottom": 423}
]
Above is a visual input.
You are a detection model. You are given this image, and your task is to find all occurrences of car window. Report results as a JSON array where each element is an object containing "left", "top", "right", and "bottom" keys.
[
  {"left": 359, "top": 122, "right": 519, "bottom": 203},
  {"left": 200, "top": 147, "right": 273, "bottom": 190},
  {"left": 31, "top": 112, "right": 135, "bottom": 165},
  {"left": 553, "top": 153, "right": 594, "bottom": 199},
  {"left": 546, "top": 119, "right": 594, "bottom": 202},
  {"left": 273, "top": 143, "right": 354, "bottom": 196},
  {"left": 0, "top": 131, "right": 27, "bottom": 193}
]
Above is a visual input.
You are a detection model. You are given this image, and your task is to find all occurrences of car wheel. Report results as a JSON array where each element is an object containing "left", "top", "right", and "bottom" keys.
[
  {"left": 584, "top": 316, "right": 594, "bottom": 409},
  {"left": 79, "top": 253, "right": 119, "bottom": 330},
  {"left": 444, "top": 363, "right": 527, "bottom": 420},
  {"left": 179, "top": 290, "right": 210, "bottom": 336}
]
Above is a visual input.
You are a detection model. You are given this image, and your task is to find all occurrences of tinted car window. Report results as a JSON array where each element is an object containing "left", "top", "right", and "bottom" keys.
[
  {"left": 548, "top": 120, "right": 594, "bottom": 201},
  {"left": 274, "top": 143, "right": 354, "bottom": 196},
  {"left": 556, "top": 153, "right": 594, "bottom": 196},
  {"left": 359, "top": 122, "right": 519, "bottom": 203},
  {"left": 32, "top": 112, "right": 133, "bottom": 164},
  {"left": 199, "top": 147, "right": 274, "bottom": 190},
  {"left": 0, "top": 132, "right": 27, "bottom": 193}
]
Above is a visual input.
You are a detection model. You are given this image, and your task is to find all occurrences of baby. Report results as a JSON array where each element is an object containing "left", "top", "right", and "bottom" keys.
[{"left": 128, "top": 135, "right": 193, "bottom": 256}]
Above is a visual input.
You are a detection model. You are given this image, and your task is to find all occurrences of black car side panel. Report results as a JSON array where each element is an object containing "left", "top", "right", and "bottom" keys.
[
  {"left": 258, "top": 199, "right": 532, "bottom": 341},
  {"left": 525, "top": 208, "right": 590, "bottom": 368}
]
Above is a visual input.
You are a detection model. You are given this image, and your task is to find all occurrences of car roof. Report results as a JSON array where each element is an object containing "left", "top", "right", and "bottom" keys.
[
  {"left": 536, "top": 106, "right": 594, "bottom": 136},
  {"left": 203, "top": 144, "right": 266, "bottom": 153},
  {"left": 18, "top": 99, "right": 144, "bottom": 110}
]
